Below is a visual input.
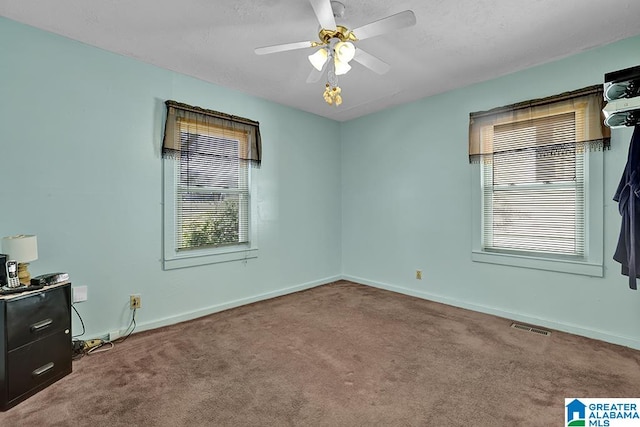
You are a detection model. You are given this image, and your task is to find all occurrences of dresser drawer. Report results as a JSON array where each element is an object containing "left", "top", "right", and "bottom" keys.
[
  {"left": 7, "top": 331, "right": 72, "bottom": 402},
  {"left": 6, "top": 286, "right": 70, "bottom": 350}
]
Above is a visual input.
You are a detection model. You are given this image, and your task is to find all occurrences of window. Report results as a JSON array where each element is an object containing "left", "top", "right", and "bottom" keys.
[
  {"left": 162, "top": 101, "right": 261, "bottom": 270},
  {"left": 484, "top": 113, "right": 584, "bottom": 256},
  {"left": 469, "top": 86, "right": 610, "bottom": 276}
]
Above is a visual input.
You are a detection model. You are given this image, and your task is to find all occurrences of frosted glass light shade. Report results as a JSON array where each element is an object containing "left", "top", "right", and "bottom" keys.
[
  {"left": 334, "top": 41, "right": 355, "bottom": 63},
  {"left": 308, "top": 48, "right": 328, "bottom": 71},
  {"left": 2, "top": 234, "right": 38, "bottom": 263},
  {"left": 334, "top": 58, "right": 351, "bottom": 76}
]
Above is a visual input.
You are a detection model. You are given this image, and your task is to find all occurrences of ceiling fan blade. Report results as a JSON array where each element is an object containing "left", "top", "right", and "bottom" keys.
[
  {"left": 353, "top": 49, "right": 390, "bottom": 75},
  {"left": 309, "top": 0, "right": 337, "bottom": 31},
  {"left": 352, "top": 10, "right": 416, "bottom": 41},
  {"left": 255, "top": 41, "right": 314, "bottom": 55},
  {"left": 306, "top": 66, "right": 326, "bottom": 83}
]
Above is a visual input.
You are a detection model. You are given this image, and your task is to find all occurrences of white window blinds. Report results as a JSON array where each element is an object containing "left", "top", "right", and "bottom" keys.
[
  {"left": 482, "top": 113, "right": 584, "bottom": 255},
  {"left": 176, "top": 129, "right": 249, "bottom": 251},
  {"left": 162, "top": 101, "right": 259, "bottom": 252},
  {"left": 469, "top": 86, "right": 610, "bottom": 258}
]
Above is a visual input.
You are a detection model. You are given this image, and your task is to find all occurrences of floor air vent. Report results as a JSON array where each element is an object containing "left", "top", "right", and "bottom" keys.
[{"left": 510, "top": 323, "right": 551, "bottom": 336}]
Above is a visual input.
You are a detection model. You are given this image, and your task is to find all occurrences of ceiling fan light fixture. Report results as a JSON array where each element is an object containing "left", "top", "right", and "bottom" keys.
[
  {"left": 254, "top": 1, "right": 417, "bottom": 108},
  {"left": 334, "top": 58, "right": 351, "bottom": 75},
  {"left": 334, "top": 41, "right": 355, "bottom": 63},
  {"left": 308, "top": 48, "right": 328, "bottom": 71}
]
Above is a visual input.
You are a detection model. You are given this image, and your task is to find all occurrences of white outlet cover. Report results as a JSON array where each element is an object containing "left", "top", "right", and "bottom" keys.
[{"left": 72, "top": 286, "right": 88, "bottom": 303}]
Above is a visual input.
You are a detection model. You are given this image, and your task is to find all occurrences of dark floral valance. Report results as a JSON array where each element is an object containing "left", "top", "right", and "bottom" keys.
[
  {"left": 469, "top": 85, "right": 610, "bottom": 163},
  {"left": 162, "top": 100, "right": 262, "bottom": 167}
]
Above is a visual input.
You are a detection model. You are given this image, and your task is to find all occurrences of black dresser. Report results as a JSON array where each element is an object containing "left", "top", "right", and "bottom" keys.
[{"left": 0, "top": 282, "right": 72, "bottom": 410}]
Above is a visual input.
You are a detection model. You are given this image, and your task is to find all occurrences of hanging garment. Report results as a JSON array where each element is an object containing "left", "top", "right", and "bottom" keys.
[{"left": 613, "top": 125, "right": 640, "bottom": 290}]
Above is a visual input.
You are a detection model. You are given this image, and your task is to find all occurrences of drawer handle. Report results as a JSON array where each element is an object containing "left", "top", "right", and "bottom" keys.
[
  {"left": 30, "top": 318, "right": 53, "bottom": 332},
  {"left": 32, "top": 362, "right": 55, "bottom": 377}
]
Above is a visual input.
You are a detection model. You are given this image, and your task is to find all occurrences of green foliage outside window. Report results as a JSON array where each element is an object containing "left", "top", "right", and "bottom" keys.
[{"left": 183, "top": 198, "right": 239, "bottom": 248}]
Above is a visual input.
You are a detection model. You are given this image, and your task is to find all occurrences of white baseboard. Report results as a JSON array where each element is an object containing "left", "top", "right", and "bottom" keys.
[
  {"left": 94, "top": 275, "right": 341, "bottom": 340},
  {"left": 342, "top": 274, "right": 640, "bottom": 351},
  {"left": 89, "top": 273, "right": 640, "bottom": 351}
]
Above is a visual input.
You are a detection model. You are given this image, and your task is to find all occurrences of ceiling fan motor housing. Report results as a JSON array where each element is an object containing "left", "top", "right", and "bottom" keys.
[{"left": 318, "top": 25, "right": 357, "bottom": 44}]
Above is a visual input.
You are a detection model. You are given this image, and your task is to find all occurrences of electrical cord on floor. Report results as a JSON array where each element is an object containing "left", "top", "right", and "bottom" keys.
[
  {"left": 113, "top": 307, "right": 137, "bottom": 344},
  {"left": 87, "top": 341, "right": 114, "bottom": 354},
  {"left": 72, "top": 339, "right": 86, "bottom": 360},
  {"left": 71, "top": 307, "right": 138, "bottom": 357},
  {"left": 86, "top": 306, "right": 138, "bottom": 356},
  {"left": 71, "top": 304, "right": 86, "bottom": 338},
  {"left": 71, "top": 304, "right": 87, "bottom": 360}
]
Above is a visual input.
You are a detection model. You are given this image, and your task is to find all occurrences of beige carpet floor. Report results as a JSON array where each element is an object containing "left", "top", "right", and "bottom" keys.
[{"left": 2, "top": 280, "right": 639, "bottom": 426}]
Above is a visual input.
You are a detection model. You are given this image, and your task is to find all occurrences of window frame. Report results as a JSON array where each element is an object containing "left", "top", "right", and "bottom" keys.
[
  {"left": 162, "top": 126, "right": 258, "bottom": 271},
  {"left": 471, "top": 107, "right": 604, "bottom": 277}
]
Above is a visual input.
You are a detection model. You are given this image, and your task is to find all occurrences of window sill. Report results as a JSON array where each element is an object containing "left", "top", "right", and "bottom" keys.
[
  {"left": 163, "top": 247, "right": 258, "bottom": 270},
  {"left": 471, "top": 250, "right": 603, "bottom": 277}
]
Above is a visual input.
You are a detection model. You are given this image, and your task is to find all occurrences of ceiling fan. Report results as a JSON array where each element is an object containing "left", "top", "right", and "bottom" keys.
[{"left": 254, "top": 0, "right": 416, "bottom": 106}]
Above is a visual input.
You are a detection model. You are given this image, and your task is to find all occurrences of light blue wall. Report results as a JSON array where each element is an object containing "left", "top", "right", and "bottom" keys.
[
  {"left": 3, "top": 16, "right": 640, "bottom": 349},
  {"left": 341, "top": 35, "right": 640, "bottom": 349},
  {"left": 0, "top": 17, "right": 342, "bottom": 338}
]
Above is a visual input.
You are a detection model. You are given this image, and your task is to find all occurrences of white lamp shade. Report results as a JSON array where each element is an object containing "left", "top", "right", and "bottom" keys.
[
  {"left": 334, "top": 41, "right": 355, "bottom": 63},
  {"left": 308, "top": 48, "right": 328, "bottom": 71},
  {"left": 334, "top": 58, "right": 351, "bottom": 76},
  {"left": 2, "top": 235, "right": 38, "bottom": 263}
]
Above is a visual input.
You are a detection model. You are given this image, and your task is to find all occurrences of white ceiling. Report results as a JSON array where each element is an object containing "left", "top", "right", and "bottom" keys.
[{"left": 2, "top": 0, "right": 640, "bottom": 121}]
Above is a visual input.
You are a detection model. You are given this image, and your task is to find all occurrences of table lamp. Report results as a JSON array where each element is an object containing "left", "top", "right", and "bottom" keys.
[{"left": 1, "top": 235, "right": 38, "bottom": 285}]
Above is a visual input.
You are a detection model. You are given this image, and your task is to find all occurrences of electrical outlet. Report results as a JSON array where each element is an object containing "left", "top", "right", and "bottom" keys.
[
  {"left": 130, "top": 294, "right": 141, "bottom": 309},
  {"left": 416, "top": 270, "right": 422, "bottom": 280},
  {"left": 109, "top": 330, "right": 121, "bottom": 341}
]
